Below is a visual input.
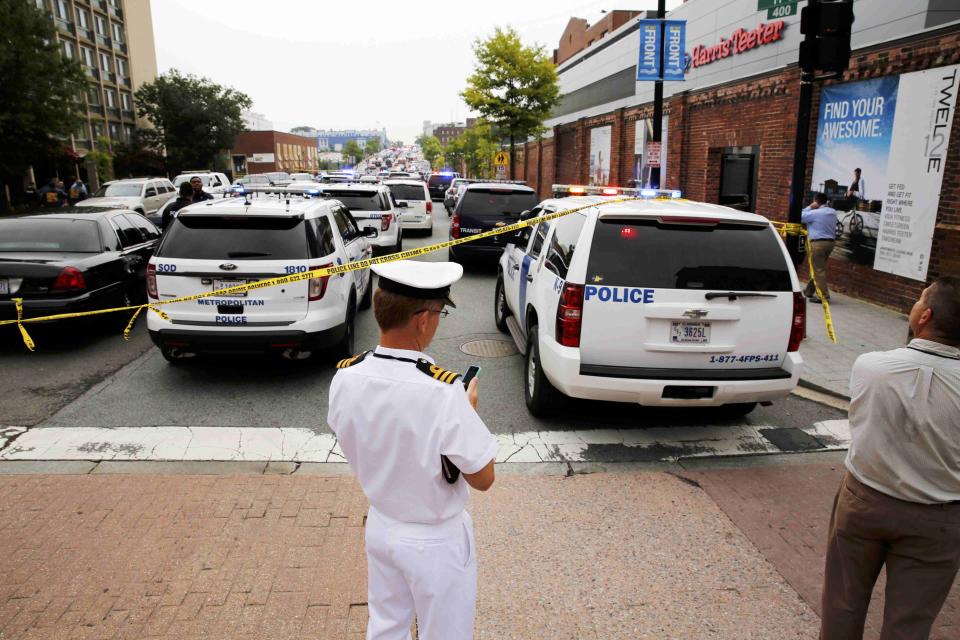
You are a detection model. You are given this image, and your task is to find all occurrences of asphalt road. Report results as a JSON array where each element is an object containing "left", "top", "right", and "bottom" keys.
[{"left": 1, "top": 214, "right": 844, "bottom": 436}]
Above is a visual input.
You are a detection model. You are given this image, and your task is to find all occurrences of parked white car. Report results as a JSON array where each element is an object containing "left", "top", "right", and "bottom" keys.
[
  {"left": 172, "top": 172, "right": 232, "bottom": 195},
  {"left": 384, "top": 179, "right": 433, "bottom": 235},
  {"left": 77, "top": 178, "right": 176, "bottom": 216},
  {"left": 495, "top": 185, "right": 805, "bottom": 416}
]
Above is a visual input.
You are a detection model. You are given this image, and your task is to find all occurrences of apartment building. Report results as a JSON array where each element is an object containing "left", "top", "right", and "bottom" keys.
[{"left": 37, "top": 0, "right": 158, "bottom": 153}]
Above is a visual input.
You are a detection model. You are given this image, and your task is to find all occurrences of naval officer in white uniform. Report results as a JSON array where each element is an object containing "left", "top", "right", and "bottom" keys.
[{"left": 328, "top": 259, "right": 499, "bottom": 640}]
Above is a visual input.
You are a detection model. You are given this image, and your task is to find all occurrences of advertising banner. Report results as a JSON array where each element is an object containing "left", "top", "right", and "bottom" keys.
[
  {"left": 662, "top": 21, "right": 686, "bottom": 81},
  {"left": 809, "top": 65, "right": 958, "bottom": 280},
  {"left": 637, "top": 20, "right": 661, "bottom": 81},
  {"left": 589, "top": 126, "right": 612, "bottom": 186}
]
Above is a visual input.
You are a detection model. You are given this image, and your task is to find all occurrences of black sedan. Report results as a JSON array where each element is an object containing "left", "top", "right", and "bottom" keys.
[{"left": 0, "top": 207, "right": 161, "bottom": 324}]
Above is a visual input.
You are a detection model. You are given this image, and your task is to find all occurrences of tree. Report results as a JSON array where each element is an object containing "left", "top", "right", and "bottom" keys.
[
  {"left": 461, "top": 27, "right": 560, "bottom": 179},
  {"left": 84, "top": 137, "right": 114, "bottom": 184},
  {"left": 113, "top": 131, "right": 166, "bottom": 178},
  {"left": 0, "top": 0, "right": 87, "bottom": 211},
  {"left": 342, "top": 140, "right": 363, "bottom": 165},
  {"left": 415, "top": 135, "right": 443, "bottom": 168},
  {"left": 446, "top": 121, "right": 499, "bottom": 179},
  {"left": 365, "top": 137, "right": 381, "bottom": 156},
  {"left": 135, "top": 70, "right": 251, "bottom": 175}
]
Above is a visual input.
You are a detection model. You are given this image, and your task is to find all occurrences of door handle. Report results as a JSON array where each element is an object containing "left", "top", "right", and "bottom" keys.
[
  {"left": 525, "top": 274, "right": 534, "bottom": 282},
  {"left": 511, "top": 264, "right": 520, "bottom": 271}
]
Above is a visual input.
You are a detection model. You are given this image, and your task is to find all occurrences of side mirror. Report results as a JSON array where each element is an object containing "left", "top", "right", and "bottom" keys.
[
  {"left": 519, "top": 210, "right": 535, "bottom": 221},
  {"left": 363, "top": 227, "right": 379, "bottom": 238}
]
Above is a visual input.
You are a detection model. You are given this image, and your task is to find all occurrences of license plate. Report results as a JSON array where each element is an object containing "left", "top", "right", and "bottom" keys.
[
  {"left": 0, "top": 279, "right": 7, "bottom": 295},
  {"left": 213, "top": 279, "right": 250, "bottom": 297},
  {"left": 671, "top": 321, "right": 711, "bottom": 344}
]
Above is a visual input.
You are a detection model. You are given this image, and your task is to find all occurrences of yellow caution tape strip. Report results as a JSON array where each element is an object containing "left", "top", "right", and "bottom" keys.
[
  {"left": 772, "top": 222, "right": 837, "bottom": 344},
  {"left": 3, "top": 198, "right": 835, "bottom": 348}
]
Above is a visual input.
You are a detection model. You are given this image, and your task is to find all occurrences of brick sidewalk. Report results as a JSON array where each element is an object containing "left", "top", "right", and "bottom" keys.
[{"left": 0, "top": 470, "right": 820, "bottom": 639}]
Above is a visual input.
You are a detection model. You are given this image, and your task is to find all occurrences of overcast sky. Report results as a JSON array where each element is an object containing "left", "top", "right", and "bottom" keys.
[{"left": 151, "top": 0, "right": 683, "bottom": 143}]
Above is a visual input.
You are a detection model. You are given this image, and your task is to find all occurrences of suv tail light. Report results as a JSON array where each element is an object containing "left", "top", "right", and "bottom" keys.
[
  {"left": 146, "top": 263, "right": 157, "bottom": 299},
  {"left": 51, "top": 266, "right": 87, "bottom": 293},
  {"left": 381, "top": 213, "right": 393, "bottom": 231},
  {"left": 426, "top": 200, "right": 432, "bottom": 214},
  {"left": 556, "top": 283, "right": 585, "bottom": 348},
  {"left": 788, "top": 291, "right": 805, "bottom": 352},
  {"left": 451, "top": 211, "right": 460, "bottom": 238},
  {"left": 308, "top": 263, "right": 333, "bottom": 301}
]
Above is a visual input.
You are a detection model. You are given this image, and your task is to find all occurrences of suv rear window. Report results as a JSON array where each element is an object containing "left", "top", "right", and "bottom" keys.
[
  {"left": 387, "top": 184, "right": 426, "bottom": 201},
  {"left": 157, "top": 216, "right": 308, "bottom": 260},
  {"left": 459, "top": 189, "right": 538, "bottom": 219},
  {"left": 323, "top": 191, "right": 387, "bottom": 211},
  {"left": 428, "top": 175, "right": 453, "bottom": 188},
  {"left": 587, "top": 220, "right": 791, "bottom": 291}
]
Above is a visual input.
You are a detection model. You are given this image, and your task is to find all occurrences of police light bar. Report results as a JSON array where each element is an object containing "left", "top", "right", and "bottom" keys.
[{"left": 551, "top": 185, "right": 682, "bottom": 199}]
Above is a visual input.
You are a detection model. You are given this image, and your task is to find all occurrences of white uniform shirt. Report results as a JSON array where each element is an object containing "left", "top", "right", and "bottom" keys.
[
  {"left": 845, "top": 338, "right": 960, "bottom": 504},
  {"left": 329, "top": 346, "right": 499, "bottom": 524}
]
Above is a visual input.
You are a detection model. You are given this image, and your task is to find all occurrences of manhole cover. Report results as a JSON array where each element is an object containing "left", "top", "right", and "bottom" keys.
[{"left": 459, "top": 339, "right": 517, "bottom": 358}]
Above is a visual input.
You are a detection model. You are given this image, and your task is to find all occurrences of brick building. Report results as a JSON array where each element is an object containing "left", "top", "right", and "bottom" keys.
[
  {"left": 554, "top": 10, "right": 646, "bottom": 65},
  {"left": 518, "top": 0, "right": 960, "bottom": 312},
  {"left": 428, "top": 119, "right": 478, "bottom": 147},
  {"left": 230, "top": 131, "right": 319, "bottom": 176}
]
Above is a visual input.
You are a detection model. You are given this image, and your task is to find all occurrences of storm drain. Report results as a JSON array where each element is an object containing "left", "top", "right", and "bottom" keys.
[{"left": 459, "top": 339, "right": 517, "bottom": 358}]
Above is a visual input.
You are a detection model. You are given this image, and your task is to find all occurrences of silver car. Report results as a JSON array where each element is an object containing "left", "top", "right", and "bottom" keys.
[{"left": 76, "top": 178, "right": 176, "bottom": 216}]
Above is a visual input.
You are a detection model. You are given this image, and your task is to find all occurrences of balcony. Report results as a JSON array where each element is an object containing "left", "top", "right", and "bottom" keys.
[
  {"left": 88, "top": 104, "right": 104, "bottom": 116},
  {"left": 119, "top": 75, "right": 131, "bottom": 87},
  {"left": 121, "top": 109, "right": 135, "bottom": 121},
  {"left": 112, "top": 41, "right": 127, "bottom": 54},
  {"left": 106, "top": 107, "right": 120, "bottom": 119},
  {"left": 108, "top": 3, "right": 122, "bottom": 18},
  {"left": 77, "top": 27, "right": 93, "bottom": 41},
  {"left": 55, "top": 18, "right": 75, "bottom": 35},
  {"left": 92, "top": 0, "right": 107, "bottom": 11},
  {"left": 103, "top": 71, "right": 116, "bottom": 84},
  {"left": 85, "top": 66, "right": 100, "bottom": 80},
  {"left": 95, "top": 34, "right": 111, "bottom": 48}
]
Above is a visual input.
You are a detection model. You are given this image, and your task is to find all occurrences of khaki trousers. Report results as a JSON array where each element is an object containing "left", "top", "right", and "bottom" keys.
[
  {"left": 820, "top": 472, "right": 960, "bottom": 640},
  {"left": 804, "top": 240, "right": 835, "bottom": 300}
]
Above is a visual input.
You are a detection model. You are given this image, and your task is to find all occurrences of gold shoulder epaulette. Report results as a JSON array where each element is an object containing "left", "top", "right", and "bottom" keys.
[
  {"left": 415, "top": 359, "right": 461, "bottom": 384},
  {"left": 336, "top": 351, "right": 371, "bottom": 369}
]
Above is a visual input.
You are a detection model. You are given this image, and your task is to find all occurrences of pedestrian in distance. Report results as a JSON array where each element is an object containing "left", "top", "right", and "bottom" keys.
[
  {"left": 37, "top": 178, "right": 67, "bottom": 208},
  {"left": 801, "top": 192, "right": 837, "bottom": 304},
  {"left": 328, "top": 260, "right": 498, "bottom": 640},
  {"left": 162, "top": 182, "right": 194, "bottom": 231},
  {"left": 819, "top": 276, "right": 960, "bottom": 640},
  {"left": 189, "top": 176, "right": 214, "bottom": 202},
  {"left": 67, "top": 176, "right": 88, "bottom": 205}
]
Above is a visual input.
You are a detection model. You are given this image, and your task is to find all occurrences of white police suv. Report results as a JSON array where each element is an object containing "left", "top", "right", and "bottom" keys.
[
  {"left": 384, "top": 179, "right": 433, "bottom": 235},
  {"left": 146, "top": 190, "right": 376, "bottom": 362},
  {"left": 314, "top": 183, "right": 403, "bottom": 255},
  {"left": 495, "top": 185, "right": 805, "bottom": 416}
]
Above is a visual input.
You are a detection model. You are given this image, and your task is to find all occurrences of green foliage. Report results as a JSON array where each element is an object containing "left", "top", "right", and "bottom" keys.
[
  {"left": 445, "top": 121, "right": 500, "bottom": 179},
  {"left": 461, "top": 27, "right": 559, "bottom": 178},
  {"left": 85, "top": 137, "right": 114, "bottom": 183},
  {"left": 0, "top": 0, "right": 87, "bottom": 192},
  {"left": 364, "top": 137, "right": 381, "bottom": 156},
  {"left": 415, "top": 135, "right": 443, "bottom": 167},
  {"left": 135, "top": 69, "right": 252, "bottom": 175},
  {"left": 342, "top": 140, "right": 363, "bottom": 164},
  {"left": 113, "top": 131, "right": 166, "bottom": 178}
]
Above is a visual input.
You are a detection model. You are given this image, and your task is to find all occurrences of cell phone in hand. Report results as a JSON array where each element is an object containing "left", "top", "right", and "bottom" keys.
[{"left": 462, "top": 365, "right": 481, "bottom": 389}]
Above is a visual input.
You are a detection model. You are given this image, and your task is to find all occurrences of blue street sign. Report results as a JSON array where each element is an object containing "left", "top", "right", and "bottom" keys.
[
  {"left": 637, "top": 20, "right": 661, "bottom": 81},
  {"left": 662, "top": 20, "right": 687, "bottom": 81}
]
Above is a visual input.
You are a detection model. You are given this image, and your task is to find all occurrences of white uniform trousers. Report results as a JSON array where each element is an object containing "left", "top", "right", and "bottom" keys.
[{"left": 365, "top": 507, "right": 477, "bottom": 640}]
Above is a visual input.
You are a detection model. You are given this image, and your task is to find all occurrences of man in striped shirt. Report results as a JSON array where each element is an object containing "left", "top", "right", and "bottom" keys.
[{"left": 820, "top": 276, "right": 960, "bottom": 639}]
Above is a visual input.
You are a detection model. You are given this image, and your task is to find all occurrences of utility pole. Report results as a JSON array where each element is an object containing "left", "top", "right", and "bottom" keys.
[
  {"left": 785, "top": 10, "right": 817, "bottom": 263},
  {"left": 651, "top": 0, "right": 666, "bottom": 189}
]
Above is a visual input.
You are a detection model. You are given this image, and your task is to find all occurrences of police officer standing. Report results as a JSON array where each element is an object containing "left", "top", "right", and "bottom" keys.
[{"left": 329, "top": 260, "right": 498, "bottom": 640}]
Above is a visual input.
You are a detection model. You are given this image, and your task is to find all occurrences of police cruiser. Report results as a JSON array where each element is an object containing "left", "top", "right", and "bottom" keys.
[
  {"left": 495, "top": 185, "right": 806, "bottom": 416},
  {"left": 146, "top": 188, "right": 376, "bottom": 362},
  {"left": 311, "top": 182, "right": 403, "bottom": 256}
]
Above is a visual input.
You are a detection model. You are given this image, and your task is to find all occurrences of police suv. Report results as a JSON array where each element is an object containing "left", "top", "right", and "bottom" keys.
[
  {"left": 314, "top": 183, "right": 403, "bottom": 255},
  {"left": 495, "top": 185, "right": 805, "bottom": 416},
  {"left": 146, "top": 188, "right": 376, "bottom": 362}
]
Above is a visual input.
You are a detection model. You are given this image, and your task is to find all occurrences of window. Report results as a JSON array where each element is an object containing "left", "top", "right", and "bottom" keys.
[
  {"left": 93, "top": 183, "right": 142, "bottom": 197},
  {"left": 309, "top": 216, "right": 337, "bottom": 257},
  {"left": 120, "top": 91, "right": 131, "bottom": 110},
  {"left": 528, "top": 222, "right": 550, "bottom": 259},
  {"left": 117, "top": 58, "right": 128, "bottom": 77},
  {"left": 111, "top": 22, "right": 123, "bottom": 42},
  {"left": 92, "top": 121, "right": 103, "bottom": 138},
  {"left": 587, "top": 221, "right": 792, "bottom": 291},
  {"left": 109, "top": 122, "right": 120, "bottom": 140},
  {"left": 99, "top": 52, "right": 112, "bottom": 72},
  {"left": 332, "top": 207, "right": 360, "bottom": 240},
  {"left": 123, "top": 125, "right": 133, "bottom": 140},
  {"left": 105, "top": 89, "right": 116, "bottom": 107},
  {"left": 125, "top": 214, "right": 160, "bottom": 241},
  {"left": 543, "top": 214, "right": 587, "bottom": 279},
  {"left": 76, "top": 7, "right": 89, "bottom": 29},
  {"left": 80, "top": 46, "right": 94, "bottom": 67},
  {"left": 55, "top": 0, "right": 69, "bottom": 19},
  {"left": 0, "top": 219, "right": 101, "bottom": 253},
  {"left": 88, "top": 86, "right": 101, "bottom": 106},
  {"left": 35, "top": 0, "right": 45, "bottom": 10},
  {"left": 61, "top": 41, "right": 75, "bottom": 59},
  {"left": 158, "top": 216, "right": 310, "bottom": 260},
  {"left": 111, "top": 214, "right": 143, "bottom": 248},
  {"left": 95, "top": 15, "right": 107, "bottom": 36},
  {"left": 458, "top": 188, "right": 539, "bottom": 219},
  {"left": 323, "top": 190, "right": 388, "bottom": 212},
  {"left": 387, "top": 184, "right": 428, "bottom": 201}
]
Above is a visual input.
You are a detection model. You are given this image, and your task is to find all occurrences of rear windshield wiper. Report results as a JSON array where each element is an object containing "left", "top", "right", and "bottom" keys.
[
  {"left": 227, "top": 251, "right": 272, "bottom": 258},
  {"left": 704, "top": 291, "right": 778, "bottom": 300}
]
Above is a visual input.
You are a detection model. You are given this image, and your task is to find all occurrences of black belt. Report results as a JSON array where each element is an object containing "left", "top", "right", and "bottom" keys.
[{"left": 810, "top": 238, "right": 836, "bottom": 242}]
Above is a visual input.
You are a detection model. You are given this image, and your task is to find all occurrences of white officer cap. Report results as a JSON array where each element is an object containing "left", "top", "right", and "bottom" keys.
[{"left": 371, "top": 260, "right": 463, "bottom": 308}]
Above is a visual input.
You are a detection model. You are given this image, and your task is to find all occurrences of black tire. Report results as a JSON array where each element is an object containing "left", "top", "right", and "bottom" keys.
[
  {"left": 395, "top": 231, "right": 402, "bottom": 254},
  {"left": 448, "top": 249, "right": 461, "bottom": 264},
  {"left": 331, "top": 304, "right": 356, "bottom": 360},
  {"left": 524, "top": 325, "right": 562, "bottom": 417},
  {"left": 494, "top": 275, "right": 510, "bottom": 333},
  {"left": 358, "top": 274, "right": 373, "bottom": 310},
  {"left": 720, "top": 402, "right": 758, "bottom": 418},
  {"left": 112, "top": 289, "right": 136, "bottom": 331}
]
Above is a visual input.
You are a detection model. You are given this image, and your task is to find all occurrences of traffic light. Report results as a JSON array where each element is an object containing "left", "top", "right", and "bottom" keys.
[{"left": 799, "top": 0, "right": 855, "bottom": 76}]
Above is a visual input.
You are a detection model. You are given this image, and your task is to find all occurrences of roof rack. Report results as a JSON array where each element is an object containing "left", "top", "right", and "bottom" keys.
[
  {"left": 551, "top": 184, "right": 682, "bottom": 199},
  {"left": 473, "top": 179, "right": 528, "bottom": 185}
]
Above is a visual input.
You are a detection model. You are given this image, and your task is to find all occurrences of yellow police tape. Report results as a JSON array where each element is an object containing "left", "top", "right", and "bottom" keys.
[
  {"left": 3, "top": 197, "right": 835, "bottom": 349},
  {"left": 772, "top": 221, "right": 837, "bottom": 344}
]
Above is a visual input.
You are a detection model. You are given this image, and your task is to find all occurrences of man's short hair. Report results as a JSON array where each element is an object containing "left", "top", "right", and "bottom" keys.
[
  {"left": 178, "top": 182, "right": 193, "bottom": 197},
  {"left": 854, "top": 168, "right": 861, "bottom": 173},
  {"left": 373, "top": 288, "right": 439, "bottom": 331},
  {"left": 814, "top": 192, "right": 827, "bottom": 204},
  {"left": 927, "top": 276, "right": 960, "bottom": 343},
  {"left": 189, "top": 176, "right": 202, "bottom": 183}
]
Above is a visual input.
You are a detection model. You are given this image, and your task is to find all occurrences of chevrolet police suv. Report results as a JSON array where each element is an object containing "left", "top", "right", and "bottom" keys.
[
  {"left": 495, "top": 185, "right": 805, "bottom": 416},
  {"left": 146, "top": 190, "right": 376, "bottom": 362}
]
